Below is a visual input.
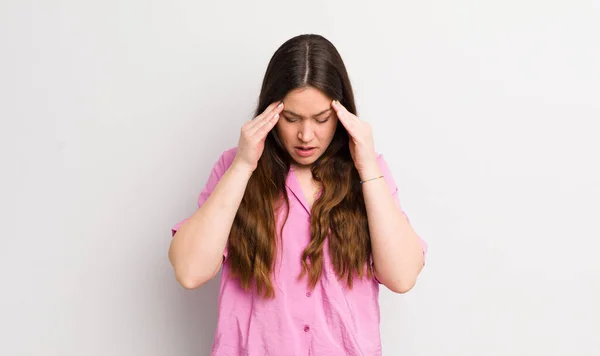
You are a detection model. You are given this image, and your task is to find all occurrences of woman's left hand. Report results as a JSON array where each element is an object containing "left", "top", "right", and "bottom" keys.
[{"left": 331, "top": 100, "right": 380, "bottom": 177}]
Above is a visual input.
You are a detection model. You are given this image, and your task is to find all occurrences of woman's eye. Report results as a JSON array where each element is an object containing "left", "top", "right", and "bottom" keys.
[{"left": 283, "top": 116, "right": 329, "bottom": 123}]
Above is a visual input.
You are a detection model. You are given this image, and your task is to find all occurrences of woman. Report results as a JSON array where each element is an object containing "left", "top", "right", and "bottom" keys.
[{"left": 169, "top": 34, "right": 428, "bottom": 356}]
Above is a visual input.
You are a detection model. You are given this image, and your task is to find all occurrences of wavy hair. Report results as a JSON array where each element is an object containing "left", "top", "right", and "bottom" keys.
[{"left": 227, "top": 34, "right": 372, "bottom": 298}]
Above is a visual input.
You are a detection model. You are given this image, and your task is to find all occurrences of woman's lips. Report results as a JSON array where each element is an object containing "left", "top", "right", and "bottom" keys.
[{"left": 295, "top": 147, "right": 317, "bottom": 157}]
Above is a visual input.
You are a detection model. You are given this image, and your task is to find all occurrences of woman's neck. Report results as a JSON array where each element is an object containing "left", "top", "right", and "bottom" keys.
[{"left": 291, "top": 163, "right": 312, "bottom": 175}]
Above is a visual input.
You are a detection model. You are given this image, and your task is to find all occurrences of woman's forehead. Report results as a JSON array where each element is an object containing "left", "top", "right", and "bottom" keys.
[{"left": 282, "top": 87, "right": 333, "bottom": 117}]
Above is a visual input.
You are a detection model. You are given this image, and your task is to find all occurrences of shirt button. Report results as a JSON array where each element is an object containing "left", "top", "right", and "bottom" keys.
[
  {"left": 306, "top": 291, "right": 311, "bottom": 297},
  {"left": 303, "top": 325, "right": 310, "bottom": 332}
]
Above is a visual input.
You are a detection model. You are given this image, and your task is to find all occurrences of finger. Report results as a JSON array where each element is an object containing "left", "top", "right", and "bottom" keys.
[
  {"left": 332, "top": 100, "right": 357, "bottom": 135},
  {"left": 245, "top": 101, "right": 280, "bottom": 132},
  {"left": 255, "top": 101, "right": 283, "bottom": 123},
  {"left": 332, "top": 100, "right": 360, "bottom": 122},
  {"left": 249, "top": 106, "right": 281, "bottom": 137},
  {"left": 248, "top": 101, "right": 283, "bottom": 132},
  {"left": 244, "top": 101, "right": 283, "bottom": 134},
  {"left": 254, "top": 110, "right": 281, "bottom": 140}
]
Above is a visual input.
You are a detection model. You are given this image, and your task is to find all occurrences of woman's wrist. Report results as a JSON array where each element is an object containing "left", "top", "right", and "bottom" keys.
[
  {"left": 358, "top": 162, "right": 382, "bottom": 182},
  {"left": 229, "top": 160, "right": 254, "bottom": 181}
]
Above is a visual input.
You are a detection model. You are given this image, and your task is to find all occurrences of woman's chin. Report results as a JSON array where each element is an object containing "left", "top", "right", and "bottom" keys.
[{"left": 290, "top": 153, "right": 319, "bottom": 167}]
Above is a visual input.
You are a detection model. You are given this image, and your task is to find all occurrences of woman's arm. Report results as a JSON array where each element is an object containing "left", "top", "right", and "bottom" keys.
[
  {"left": 329, "top": 99, "right": 425, "bottom": 294},
  {"left": 169, "top": 163, "right": 252, "bottom": 289},
  {"left": 360, "top": 160, "right": 425, "bottom": 294},
  {"left": 169, "top": 101, "right": 284, "bottom": 289}
]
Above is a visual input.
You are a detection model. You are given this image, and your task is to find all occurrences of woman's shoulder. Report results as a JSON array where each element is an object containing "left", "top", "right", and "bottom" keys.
[
  {"left": 203, "top": 146, "right": 238, "bottom": 179},
  {"left": 373, "top": 151, "right": 391, "bottom": 166},
  {"left": 373, "top": 151, "right": 391, "bottom": 172},
  {"left": 214, "top": 146, "right": 238, "bottom": 168},
  {"left": 373, "top": 152, "right": 398, "bottom": 194},
  {"left": 221, "top": 146, "right": 238, "bottom": 160}
]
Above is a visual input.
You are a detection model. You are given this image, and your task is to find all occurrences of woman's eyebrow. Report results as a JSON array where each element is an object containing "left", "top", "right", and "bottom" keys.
[{"left": 283, "top": 108, "right": 332, "bottom": 118}]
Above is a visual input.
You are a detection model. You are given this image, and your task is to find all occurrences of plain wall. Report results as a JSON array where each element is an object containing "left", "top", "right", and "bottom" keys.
[{"left": 1, "top": 1, "right": 599, "bottom": 355}]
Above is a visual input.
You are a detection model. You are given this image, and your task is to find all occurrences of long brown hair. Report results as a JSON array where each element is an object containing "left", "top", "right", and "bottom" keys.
[{"left": 228, "top": 34, "right": 372, "bottom": 298}]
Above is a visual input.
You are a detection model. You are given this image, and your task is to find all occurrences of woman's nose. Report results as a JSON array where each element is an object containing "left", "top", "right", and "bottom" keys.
[{"left": 298, "top": 122, "right": 315, "bottom": 142}]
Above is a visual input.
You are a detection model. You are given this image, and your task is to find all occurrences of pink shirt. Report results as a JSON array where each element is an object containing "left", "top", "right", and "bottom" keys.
[{"left": 172, "top": 147, "right": 428, "bottom": 356}]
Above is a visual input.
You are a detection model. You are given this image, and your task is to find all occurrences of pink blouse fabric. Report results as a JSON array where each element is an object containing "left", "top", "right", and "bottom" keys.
[{"left": 171, "top": 147, "right": 428, "bottom": 356}]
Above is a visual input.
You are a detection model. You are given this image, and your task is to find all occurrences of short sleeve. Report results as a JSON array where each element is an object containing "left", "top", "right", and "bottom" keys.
[
  {"left": 370, "top": 154, "right": 428, "bottom": 282},
  {"left": 170, "top": 147, "right": 237, "bottom": 260}
]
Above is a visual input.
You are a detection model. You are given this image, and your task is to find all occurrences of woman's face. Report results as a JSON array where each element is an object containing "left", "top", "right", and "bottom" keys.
[{"left": 277, "top": 86, "right": 339, "bottom": 168}]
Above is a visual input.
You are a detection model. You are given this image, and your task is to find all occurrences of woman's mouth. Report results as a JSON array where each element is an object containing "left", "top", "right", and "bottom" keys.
[{"left": 295, "top": 146, "right": 317, "bottom": 157}]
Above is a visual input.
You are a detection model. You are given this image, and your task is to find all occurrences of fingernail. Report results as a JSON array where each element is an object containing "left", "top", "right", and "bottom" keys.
[{"left": 277, "top": 101, "right": 284, "bottom": 108}]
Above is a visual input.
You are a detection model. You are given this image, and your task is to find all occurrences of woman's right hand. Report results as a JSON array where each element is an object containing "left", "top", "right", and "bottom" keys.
[{"left": 232, "top": 101, "right": 284, "bottom": 173}]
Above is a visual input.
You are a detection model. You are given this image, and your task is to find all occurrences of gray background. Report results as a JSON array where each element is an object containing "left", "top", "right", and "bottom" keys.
[{"left": 1, "top": 0, "right": 599, "bottom": 355}]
